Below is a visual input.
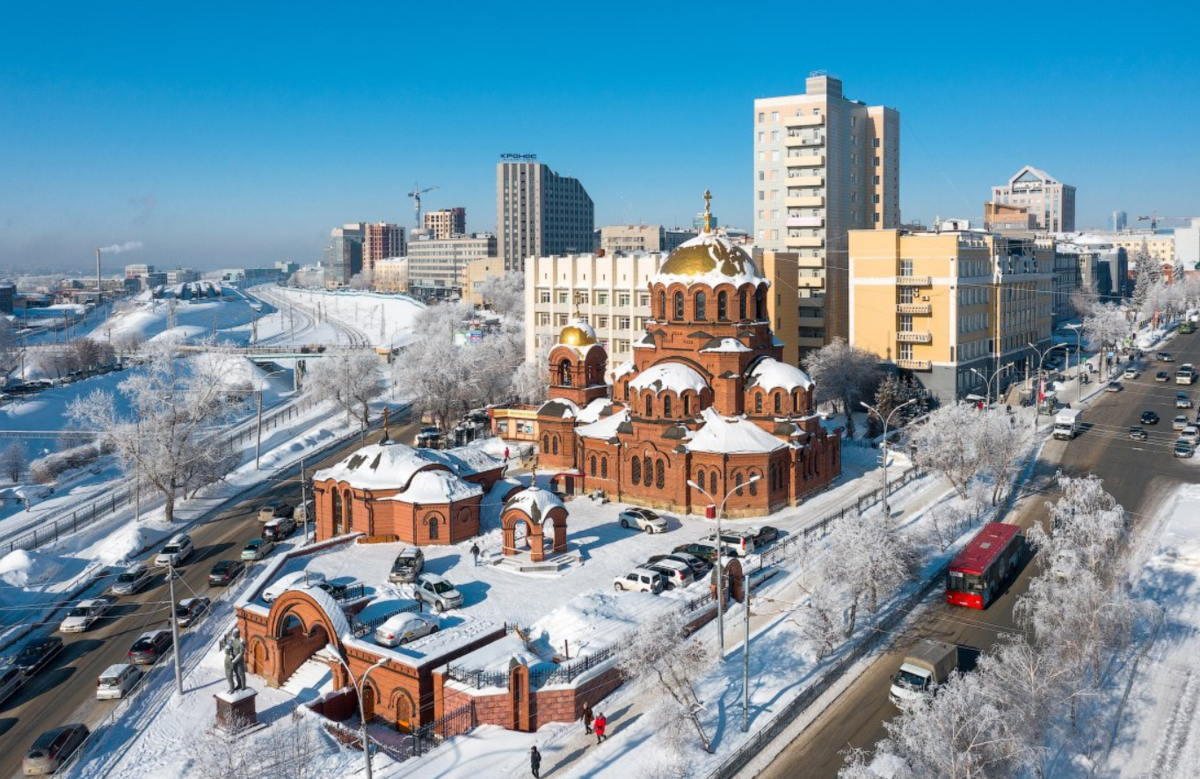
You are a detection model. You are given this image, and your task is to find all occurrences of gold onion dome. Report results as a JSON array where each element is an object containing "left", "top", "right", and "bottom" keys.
[
  {"left": 559, "top": 317, "right": 598, "bottom": 347},
  {"left": 657, "top": 189, "right": 759, "bottom": 279}
]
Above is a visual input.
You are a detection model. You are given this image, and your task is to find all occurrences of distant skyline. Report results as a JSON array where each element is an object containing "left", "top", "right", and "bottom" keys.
[{"left": 3, "top": 2, "right": 1199, "bottom": 272}]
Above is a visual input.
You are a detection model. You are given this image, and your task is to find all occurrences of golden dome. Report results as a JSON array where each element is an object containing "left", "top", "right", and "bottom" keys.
[
  {"left": 559, "top": 318, "right": 598, "bottom": 347},
  {"left": 658, "top": 235, "right": 758, "bottom": 279}
]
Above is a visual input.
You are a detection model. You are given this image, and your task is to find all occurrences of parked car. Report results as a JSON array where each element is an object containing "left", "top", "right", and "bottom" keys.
[
  {"left": 1122, "top": 367, "right": 1140, "bottom": 380},
  {"left": 59, "top": 597, "right": 114, "bottom": 633},
  {"left": 262, "top": 570, "right": 326, "bottom": 604},
  {"left": 257, "top": 501, "right": 293, "bottom": 523},
  {"left": 261, "top": 515, "right": 297, "bottom": 541},
  {"left": 154, "top": 533, "right": 194, "bottom": 567},
  {"left": 1129, "top": 426, "right": 1148, "bottom": 441},
  {"left": 702, "top": 530, "right": 757, "bottom": 558},
  {"left": 1174, "top": 439, "right": 1195, "bottom": 458},
  {"left": 388, "top": 548, "right": 425, "bottom": 584},
  {"left": 95, "top": 663, "right": 142, "bottom": 701},
  {"left": 647, "top": 552, "right": 711, "bottom": 579},
  {"left": 1177, "top": 392, "right": 1193, "bottom": 409},
  {"left": 207, "top": 559, "right": 245, "bottom": 587},
  {"left": 13, "top": 637, "right": 64, "bottom": 676},
  {"left": 1181, "top": 425, "right": 1200, "bottom": 445},
  {"left": 1159, "top": 352, "right": 1175, "bottom": 362},
  {"left": 0, "top": 664, "right": 25, "bottom": 706},
  {"left": 1106, "top": 381, "right": 1123, "bottom": 393},
  {"left": 174, "top": 597, "right": 211, "bottom": 628},
  {"left": 110, "top": 563, "right": 153, "bottom": 596},
  {"left": 750, "top": 525, "right": 780, "bottom": 546},
  {"left": 303, "top": 580, "right": 352, "bottom": 600},
  {"left": 618, "top": 507, "right": 669, "bottom": 534},
  {"left": 374, "top": 613, "right": 440, "bottom": 647},
  {"left": 127, "top": 630, "right": 173, "bottom": 665},
  {"left": 672, "top": 542, "right": 719, "bottom": 564},
  {"left": 240, "top": 537, "right": 274, "bottom": 561},
  {"left": 647, "top": 559, "right": 695, "bottom": 590},
  {"left": 613, "top": 567, "right": 665, "bottom": 594},
  {"left": 1175, "top": 415, "right": 1191, "bottom": 431},
  {"left": 21, "top": 723, "right": 89, "bottom": 775},
  {"left": 1156, "top": 371, "right": 1171, "bottom": 383},
  {"left": 413, "top": 573, "right": 463, "bottom": 612},
  {"left": 1140, "top": 410, "right": 1160, "bottom": 425}
]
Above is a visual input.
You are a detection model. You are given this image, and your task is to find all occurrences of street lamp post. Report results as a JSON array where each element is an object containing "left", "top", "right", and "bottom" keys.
[
  {"left": 686, "top": 474, "right": 761, "bottom": 664},
  {"left": 860, "top": 398, "right": 918, "bottom": 519},
  {"left": 1026, "top": 342, "right": 1069, "bottom": 430},
  {"left": 327, "top": 649, "right": 387, "bottom": 779},
  {"left": 969, "top": 362, "right": 1014, "bottom": 409},
  {"left": 1064, "top": 323, "right": 1084, "bottom": 380},
  {"left": 255, "top": 369, "right": 287, "bottom": 469}
]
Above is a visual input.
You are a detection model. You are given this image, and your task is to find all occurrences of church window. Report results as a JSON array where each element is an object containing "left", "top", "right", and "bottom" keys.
[
  {"left": 631, "top": 456, "right": 641, "bottom": 484},
  {"left": 590, "top": 455, "right": 597, "bottom": 476},
  {"left": 664, "top": 395, "right": 672, "bottom": 417},
  {"left": 428, "top": 514, "right": 439, "bottom": 540},
  {"left": 645, "top": 395, "right": 653, "bottom": 417},
  {"left": 344, "top": 490, "right": 353, "bottom": 530},
  {"left": 735, "top": 472, "right": 744, "bottom": 496},
  {"left": 643, "top": 456, "right": 653, "bottom": 487},
  {"left": 774, "top": 393, "right": 782, "bottom": 414},
  {"left": 659, "top": 291, "right": 666, "bottom": 319},
  {"left": 558, "top": 359, "right": 572, "bottom": 386},
  {"left": 756, "top": 287, "right": 766, "bottom": 319},
  {"left": 601, "top": 458, "right": 608, "bottom": 478},
  {"left": 755, "top": 394, "right": 762, "bottom": 414},
  {"left": 695, "top": 292, "right": 706, "bottom": 320},
  {"left": 709, "top": 470, "right": 717, "bottom": 496},
  {"left": 683, "top": 394, "right": 691, "bottom": 416},
  {"left": 552, "top": 437, "right": 559, "bottom": 455},
  {"left": 656, "top": 459, "right": 665, "bottom": 489},
  {"left": 793, "top": 391, "right": 800, "bottom": 412},
  {"left": 331, "top": 490, "right": 342, "bottom": 534},
  {"left": 739, "top": 291, "right": 747, "bottom": 320},
  {"left": 542, "top": 434, "right": 550, "bottom": 451},
  {"left": 749, "top": 473, "right": 758, "bottom": 496},
  {"left": 674, "top": 292, "right": 684, "bottom": 320},
  {"left": 717, "top": 291, "right": 728, "bottom": 320}
]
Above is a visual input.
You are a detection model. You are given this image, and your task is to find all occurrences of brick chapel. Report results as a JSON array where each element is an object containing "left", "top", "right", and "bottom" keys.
[{"left": 537, "top": 193, "right": 841, "bottom": 517}]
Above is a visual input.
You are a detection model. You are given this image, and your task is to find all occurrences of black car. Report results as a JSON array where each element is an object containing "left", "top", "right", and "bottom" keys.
[
  {"left": 207, "top": 559, "right": 245, "bottom": 586},
  {"left": 1129, "top": 426, "right": 1148, "bottom": 441},
  {"left": 1141, "top": 410, "right": 1160, "bottom": 425},
  {"left": 13, "top": 636, "right": 64, "bottom": 676},
  {"left": 174, "top": 597, "right": 211, "bottom": 628},
  {"left": 128, "top": 630, "right": 173, "bottom": 665},
  {"left": 672, "top": 542, "right": 719, "bottom": 564},
  {"left": 751, "top": 525, "right": 780, "bottom": 546}
]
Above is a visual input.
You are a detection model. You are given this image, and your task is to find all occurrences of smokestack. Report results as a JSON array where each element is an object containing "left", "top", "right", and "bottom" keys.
[{"left": 96, "top": 248, "right": 101, "bottom": 296}]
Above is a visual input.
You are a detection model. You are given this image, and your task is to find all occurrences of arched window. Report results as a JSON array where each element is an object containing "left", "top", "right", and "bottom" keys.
[
  {"left": 631, "top": 456, "right": 641, "bottom": 484},
  {"left": 717, "top": 291, "right": 728, "bottom": 320},
  {"left": 755, "top": 394, "right": 762, "bottom": 414},
  {"left": 735, "top": 472, "right": 744, "bottom": 496},
  {"left": 709, "top": 470, "right": 717, "bottom": 496},
  {"left": 542, "top": 434, "right": 550, "bottom": 452},
  {"left": 683, "top": 394, "right": 691, "bottom": 416},
  {"left": 695, "top": 292, "right": 706, "bottom": 320},
  {"left": 774, "top": 393, "right": 782, "bottom": 414},
  {"left": 659, "top": 291, "right": 667, "bottom": 319},
  {"left": 656, "top": 459, "right": 665, "bottom": 489},
  {"left": 645, "top": 395, "right": 653, "bottom": 417},
  {"left": 664, "top": 395, "right": 672, "bottom": 417},
  {"left": 674, "top": 292, "right": 684, "bottom": 321},
  {"left": 344, "top": 490, "right": 353, "bottom": 530},
  {"left": 331, "top": 489, "right": 342, "bottom": 535},
  {"left": 558, "top": 359, "right": 572, "bottom": 386},
  {"left": 739, "top": 290, "right": 747, "bottom": 320},
  {"left": 643, "top": 456, "right": 652, "bottom": 487},
  {"left": 601, "top": 458, "right": 608, "bottom": 478},
  {"left": 749, "top": 474, "right": 758, "bottom": 496},
  {"left": 590, "top": 455, "right": 597, "bottom": 476},
  {"left": 552, "top": 437, "right": 559, "bottom": 455},
  {"left": 428, "top": 514, "right": 439, "bottom": 540},
  {"left": 756, "top": 287, "right": 766, "bottom": 319},
  {"left": 793, "top": 391, "right": 800, "bottom": 412}
]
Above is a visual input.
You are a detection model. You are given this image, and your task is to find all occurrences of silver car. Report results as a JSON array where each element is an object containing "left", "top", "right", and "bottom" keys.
[
  {"left": 22, "top": 724, "right": 89, "bottom": 775},
  {"left": 413, "top": 573, "right": 463, "bottom": 613},
  {"left": 59, "top": 597, "right": 114, "bottom": 633},
  {"left": 111, "top": 564, "right": 152, "bottom": 596},
  {"left": 374, "top": 613, "right": 439, "bottom": 647}
]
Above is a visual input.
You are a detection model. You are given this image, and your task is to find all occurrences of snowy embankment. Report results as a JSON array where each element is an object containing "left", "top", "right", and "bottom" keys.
[
  {"left": 87, "top": 292, "right": 260, "bottom": 346},
  {"left": 242, "top": 285, "right": 425, "bottom": 350}
]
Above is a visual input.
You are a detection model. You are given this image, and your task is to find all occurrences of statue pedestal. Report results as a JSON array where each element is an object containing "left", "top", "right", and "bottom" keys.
[{"left": 214, "top": 687, "right": 258, "bottom": 732}]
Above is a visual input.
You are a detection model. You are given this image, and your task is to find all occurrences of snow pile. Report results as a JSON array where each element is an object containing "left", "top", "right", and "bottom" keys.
[
  {"left": 611, "top": 359, "right": 636, "bottom": 381},
  {"left": 688, "top": 408, "right": 786, "bottom": 454},
  {"left": 389, "top": 469, "right": 483, "bottom": 504},
  {"left": 576, "top": 398, "right": 613, "bottom": 425},
  {"left": 576, "top": 408, "right": 630, "bottom": 440},
  {"left": 748, "top": 357, "right": 814, "bottom": 391},
  {"left": 0, "top": 549, "right": 63, "bottom": 587},
  {"left": 701, "top": 337, "right": 752, "bottom": 353},
  {"left": 188, "top": 352, "right": 269, "bottom": 390},
  {"left": 628, "top": 361, "right": 708, "bottom": 395},
  {"left": 89, "top": 521, "right": 160, "bottom": 567}
]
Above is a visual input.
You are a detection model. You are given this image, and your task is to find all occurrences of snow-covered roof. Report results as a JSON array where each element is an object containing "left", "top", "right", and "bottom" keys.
[
  {"left": 687, "top": 408, "right": 786, "bottom": 454},
  {"left": 537, "top": 398, "right": 579, "bottom": 419},
  {"left": 632, "top": 332, "right": 656, "bottom": 350},
  {"left": 611, "top": 359, "right": 636, "bottom": 381},
  {"left": 628, "top": 362, "right": 709, "bottom": 395},
  {"left": 342, "top": 615, "right": 502, "bottom": 668},
  {"left": 313, "top": 442, "right": 502, "bottom": 491},
  {"left": 576, "top": 408, "right": 630, "bottom": 440},
  {"left": 504, "top": 486, "right": 565, "bottom": 521},
  {"left": 700, "top": 337, "right": 752, "bottom": 354},
  {"left": 747, "top": 357, "right": 814, "bottom": 392},
  {"left": 383, "top": 470, "right": 483, "bottom": 504},
  {"left": 576, "top": 398, "right": 612, "bottom": 425},
  {"left": 653, "top": 233, "right": 767, "bottom": 288},
  {"left": 420, "top": 445, "right": 505, "bottom": 476},
  {"left": 285, "top": 583, "right": 354, "bottom": 642}
]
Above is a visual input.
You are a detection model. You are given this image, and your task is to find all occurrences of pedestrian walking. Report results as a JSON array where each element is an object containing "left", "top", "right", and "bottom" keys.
[
  {"left": 530, "top": 746, "right": 542, "bottom": 778},
  {"left": 470, "top": 542, "right": 481, "bottom": 567},
  {"left": 582, "top": 702, "right": 594, "bottom": 734},
  {"left": 504, "top": 446, "right": 510, "bottom": 461},
  {"left": 594, "top": 712, "right": 607, "bottom": 744}
]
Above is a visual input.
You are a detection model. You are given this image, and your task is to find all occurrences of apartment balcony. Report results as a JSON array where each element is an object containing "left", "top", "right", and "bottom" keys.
[
  {"left": 798, "top": 316, "right": 825, "bottom": 328},
  {"left": 785, "top": 196, "right": 825, "bottom": 208},
  {"left": 787, "top": 175, "right": 824, "bottom": 187},
  {"left": 896, "top": 358, "right": 933, "bottom": 371},
  {"left": 783, "top": 134, "right": 826, "bottom": 148},
  {"left": 786, "top": 114, "right": 825, "bottom": 128},
  {"left": 786, "top": 235, "right": 825, "bottom": 249},
  {"left": 786, "top": 215, "right": 825, "bottom": 228},
  {"left": 797, "top": 271, "right": 825, "bottom": 288},
  {"left": 896, "top": 331, "right": 933, "bottom": 344},
  {"left": 896, "top": 275, "right": 932, "bottom": 286},
  {"left": 785, "top": 155, "right": 825, "bottom": 168},
  {"left": 895, "top": 303, "right": 932, "bottom": 315}
]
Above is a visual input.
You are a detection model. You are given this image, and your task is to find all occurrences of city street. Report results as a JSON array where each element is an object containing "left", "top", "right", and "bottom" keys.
[
  {"left": 0, "top": 419, "right": 418, "bottom": 779},
  {"left": 753, "top": 335, "right": 1200, "bottom": 779}
]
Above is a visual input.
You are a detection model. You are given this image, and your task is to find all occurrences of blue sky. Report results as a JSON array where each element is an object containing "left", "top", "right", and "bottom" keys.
[{"left": 3, "top": 1, "right": 1199, "bottom": 271}]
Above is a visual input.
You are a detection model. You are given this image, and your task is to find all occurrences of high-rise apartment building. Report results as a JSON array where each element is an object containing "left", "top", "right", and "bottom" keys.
[
  {"left": 423, "top": 208, "right": 467, "bottom": 239},
  {"left": 362, "top": 222, "right": 405, "bottom": 277},
  {"left": 326, "top": 223, "right": 365, "bottom": 288},
  {"left": 497, "top": 159, "right": 594, "bottom": 272},
  {"left": 754, "top": 73, "right": 900, "bottom": 354},
  {"left": 407, "top": 231, "right": 497, "bottom": 298},
  {"left": 1109, "top": 210, "right": 1128, "bottom": 232},
  {"left": 848, "top": 227, "right": 1054, "bottom": 405},
  {"left": 991, "top": 166, "right": 1076, "bottom": 233}
]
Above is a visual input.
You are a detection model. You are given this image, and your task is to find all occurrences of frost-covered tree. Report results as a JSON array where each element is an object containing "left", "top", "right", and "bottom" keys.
[
  {"left": 1068, "top": 286, "right": 1099, "bottom": 318},
  {"left": 619, "top": 610, "right": 714, "bottom": 753},
  {"left": 71, "top": 337, "right": 116, "bottom": 372},
  {"left": 67, "top": 341, "right": 248, "bottom": 521},
  {"left": 305, "top": 352, "right": 384, "bottom": 428},
  {"left": 347, "top": 268, "right": 373, "bottom": 291},
  {"left": 1131, "top": 240, "right": 1159, "bottom": 309},
  {"left": 1082, "top": 304, "right": 1128, "bottom": 380},
  {"left": 0, "top": 317, "right": 15, "bottom": 372},
  {"left": 802, "top": 337, "right": 881, "bottom": 437},
  {"left": 870, "top": 374, "right": 929, "bottom": 437},
  {"left": 477, "top": 271, "right": 525, "bottom": 317},
  {"left": 976, "top": 410, "right": 1035, "bottom": 505},
  {"left": 3, "top": 441, "right": 27, "bottom": 483},
  {"left": 510, "top": 342, "right": 552, "bottom": 404},
  {"left": 907, "top": 403, "right": 985, "bottom": 498}
]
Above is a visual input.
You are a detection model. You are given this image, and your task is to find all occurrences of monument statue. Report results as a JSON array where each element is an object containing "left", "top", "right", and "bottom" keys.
[{"left": 223, "top": 628, "right": 247, "bottom": 693}]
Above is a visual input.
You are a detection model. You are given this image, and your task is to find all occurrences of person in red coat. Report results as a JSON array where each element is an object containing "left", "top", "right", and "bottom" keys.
[{"left": 593, "top": 712, "right": 607, "bottom": 744}]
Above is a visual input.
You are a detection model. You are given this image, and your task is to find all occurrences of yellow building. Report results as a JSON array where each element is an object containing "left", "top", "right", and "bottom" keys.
[{"left": 849, "top": 227, "right": 1054, "bottom": 405}]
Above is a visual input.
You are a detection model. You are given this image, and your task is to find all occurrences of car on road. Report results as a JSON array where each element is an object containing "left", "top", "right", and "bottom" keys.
[
  {"left": 110, "top": 563, "right": 153, "bottom": 596},
  {"left": 750, "top": 525, "right": 780, "bottom": 546},
  {"left": 1140, "top": 411, "right": 1160, "bottom": 425},
  {"left": 413, "top": 573, "right": 463, "bottom": 612},
  {"left": 388, "top": 548, "right": 425, "bottom": 584},
  {"left": 261, "top": 515, "right": 297, "bottom": 541},
  {"left": 1177, "top": 392, "right": 1193, "bottom": 409},
  {"left": 374, "top": 613, "right": 440, "bottom": 647},
  {"left": 1122, "top": 367, "right": 1140, "bottom": 380},
  {"left": 647, "top": 558, "right": 695, "bottom": 590},
  {"left": 59, "top": 597, "right": 114, "bottom": 633},
  {"left": 1106, "top": 381, "right": 1123, "bottom": 393},
  {"left": 175, "top": 597, "right": 211, "bottom": 628},
  {"left": 1159, "top": 352, "right": 1175, "bottom": 362},
  {"left": 1156, "top": 371, "right": 1171, "bottom": 383},
  {"left": 1181, "top": 425, "right": 1200, "bottom": 445},
  {"left": 1174, "top": 439, "right": 1195, "bottom": 458},
  {"left": 207, "top": 559, "right": 246, "bottom": 586},
  {"left": 1128, "top": 426, "right": 1148, "bottom": 441},
  {"left": 672, "top": 541, "right": 720, "bottom": 564},
  {"left": 240, "top": 537, "right": 274, "bottom": 561},
  {"left": 95, "top": 663, "right": 142, "bottom": 701},
  {"left": 618, "top": 507, "right": 669, "bottom": 533},
  {"left": 0, "top": 664, "right": 25, "bottom": 706},
  {"left": 647, "top": 552, "right": 711, "bottom": 578},
  {"left": 1174, "top": 415, "right": 1191, "bottom": 431},
  {"left": 127, "top": 629, "right": 173, "bottom": 665},
  {"left": 21, "top": 723, "right": 89, "bottom": 775},
  {"left": 262, "top": 570, "right": 326, "bottom": 603},
  {"left": 154, "top": 533, "right": 194, "bottom": 567},
  {"left": 257, "top": 501, "right": 293, "bottom": 523},
  {"left": 13, "top": 637, "right": 64, "bottom": 676},
  {"left": 613, "top": 567, "right": 665, "bottom": 594}
]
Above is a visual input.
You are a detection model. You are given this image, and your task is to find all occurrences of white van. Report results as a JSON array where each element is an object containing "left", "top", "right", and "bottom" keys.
[
  {"left": 154, "top": 534, "right": 194, "bottom": 567},
  {"left": 96, "top": 663, "right": 142, "bottom": 700},
  {"left": 703, "top": 530, "right": 757, "bottom": 558}
]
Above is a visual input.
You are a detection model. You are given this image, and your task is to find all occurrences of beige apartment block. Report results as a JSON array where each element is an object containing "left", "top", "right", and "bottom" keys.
[
  {"left": 525, "top": 247, "right": 799, "bottom": 367},
  {"left": 407, "top": 232, "right": 496, "bottom": 298},
  {"left": 991, "top": 166, "right": 1076, "bottom": 233},
  {"left": 463, "top": 257, "right": 507, "bottom": 306},
  {"left": 598, "top": 225, "right": 698, "bottom": 256},
  {"left": 424, "top": 208, "right": 466, "bottom": 239},
  {"left": 849, "top": 228, "right": 1054, "bottom": 405},
  {"left": 1108, "top": 232, "right": 1174, "bottom": 268},
  {"left": 373, "top": 257, "right": 409, "bottom": 293},
  {"left": 754, "top": 73, "right": 900, "bottom": 354}
]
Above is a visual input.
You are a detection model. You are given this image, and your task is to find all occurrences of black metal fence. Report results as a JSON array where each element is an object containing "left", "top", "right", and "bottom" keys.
[{"left": 412, "top": 702, "right": 476, "bottom": 757}]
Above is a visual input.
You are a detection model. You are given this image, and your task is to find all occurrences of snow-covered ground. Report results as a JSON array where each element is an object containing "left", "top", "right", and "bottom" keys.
[
  {"left": 241, "top": 285, "right": 425, "bottom": 350},
  {"left": 86, "top": 292, "right": 260, "bottom": 347}
]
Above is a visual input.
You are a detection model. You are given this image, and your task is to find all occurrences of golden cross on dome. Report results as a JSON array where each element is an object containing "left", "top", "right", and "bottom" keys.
[
  {"left": 573, "top": 290, "right": 584, "bottom": 318},
  {"left": 703, "top": 189, "right": 713, "bottom": 233}
]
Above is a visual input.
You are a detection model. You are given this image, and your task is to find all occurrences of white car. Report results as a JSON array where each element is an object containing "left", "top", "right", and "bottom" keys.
[
  {"left": 262, "top": 570, "right": 326, "bottom": 604},
  {"left": 647, "top": 558, "right": 695, "bottom": 590},
  {"left": 1174, "top": 415, "right": 1191, "bottom": 431},
  {"left": 95, "top": 663, "right": 142, "bottom": 700},
  {"left": 613, "top": 567, "right": 665, "bottom": 594},
  {"left": 1122, "top": 367, "right": 1140, "bottom": 380},
  {"left": 154, "top": 533, "right": 194, "bottom": 567},
  {"left": 413, "top": 573, "right": 464, "bottom": 612},
  {"left": 618, "top": 508, "right": 669, "bottom": 534},
  {"left": 374, "top": 613, "right": 440, "bottom": 647},
  {"left": 1181, "top": 425, "right": 1200, "bottom": 445},
  {"left": 240, "top": 537, "right": 274, "bottom": 561},
  {"left": 59, "top": 597, "right": 114, "bottom": 633}
]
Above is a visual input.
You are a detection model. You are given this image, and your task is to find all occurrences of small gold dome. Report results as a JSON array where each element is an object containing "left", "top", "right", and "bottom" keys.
[
  {"left": 559, "top": 318, "right": 598, "bottom": 347},
  {"left": 658, "top": 235, "right": 758, "bottom": 279}
]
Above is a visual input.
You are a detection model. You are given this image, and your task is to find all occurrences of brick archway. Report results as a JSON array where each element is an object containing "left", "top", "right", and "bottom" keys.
[
  {"left": 501, "top": 502, "right": 568, "bottom": 563},
  {"left": 390, "top": 688, "right": 416, "bottom": 732},
  {"left": 256, "top": 590, "right": 346, "bottom": 687}
]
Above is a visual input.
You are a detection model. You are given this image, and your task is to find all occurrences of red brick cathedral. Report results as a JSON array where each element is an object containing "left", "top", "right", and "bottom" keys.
[{"left": 537, "top": 193, "right": 841, "bottom": 517}]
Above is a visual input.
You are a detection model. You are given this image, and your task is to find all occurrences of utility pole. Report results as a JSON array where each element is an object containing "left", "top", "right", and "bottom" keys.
[
  {"left": 742, "top": 574, "right": 750, "bottom": 732},
  {"left": 168, "top": 561, "right": 183, "bottom": 696},
  {"left": 300, "top": 456, "right": 309, "bottom": 544}
]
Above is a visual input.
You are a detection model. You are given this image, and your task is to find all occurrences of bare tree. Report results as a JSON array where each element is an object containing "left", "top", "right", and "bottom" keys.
[
  {"left": 305, "top": 352, "right": 384, "bottom": 428},
  {"left": 3, "top": 441, "right": 28, "bottom": 483},
  {"left": 802, "top": 337, "right": 881, "bottom": 437}
]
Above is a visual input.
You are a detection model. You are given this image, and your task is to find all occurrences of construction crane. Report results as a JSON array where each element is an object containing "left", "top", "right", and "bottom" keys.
[
  {"left": 407, "top": 183, "right": 439, "bottom": 230},
  {"left": 1136, "top": 211, "right": 1190, "bottom": 231}
]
